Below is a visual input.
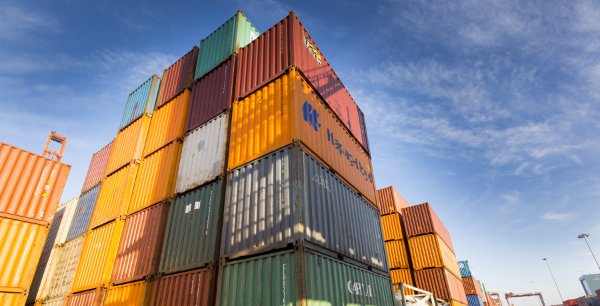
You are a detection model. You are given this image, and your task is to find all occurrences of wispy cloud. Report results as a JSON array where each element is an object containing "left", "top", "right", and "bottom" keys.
[
  {"left": 501, "top": 191, "right": 520, "bottom": 203},
  {"left": 0, "top": 1, "right": 60, "bottom": 42},
  {"left": 542, "top": 212, "right": 578, "bottom": 222}
]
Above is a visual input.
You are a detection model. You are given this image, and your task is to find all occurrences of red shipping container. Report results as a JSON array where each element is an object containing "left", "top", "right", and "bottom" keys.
[
  {"left": 234, "top": 11, "right": 370, "bottom": 154},
  {"left": 156, "top": 47, "right": 199, "bottom": 108},
  {"left": 377, "top": 186, "right": 409, "bottom": 215},
  {"left": 462, "top": 276, "right": 482, "bottom": 296},
  {"left": 111, "top": 202, "right": 168, "bottom": 285},
  {"left": 186, "top": 56, "right": 235, "bottom": 132},
  {"left": 564, "top": 299, "right": 578, "bottom": 306},
  {"left": 65, "top": 288, "right": 106, "bottom": 306},
  {"left": 402, "top": 202, "right": 455, "bottom": 253},
  {"left": 597, "top": 289, "right": 600, "bottom": 299},
  {"left": 151, "top": 267, "right": 216, "bottom": 306},
  {"left": 81, "top": 141, "right": 113, "bottom": 193},
  {"left": 414, "top": 268, "right": 467, "bottom": 304}
]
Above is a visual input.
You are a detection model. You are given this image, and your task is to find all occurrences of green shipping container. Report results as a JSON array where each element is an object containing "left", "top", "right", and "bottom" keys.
[
  {"left": 217, "top": 249, "right": 394, "bottom": 306},
  {"left": 159, "top": 180, "right": 224, "bottom": 274},
  {"left": 195, "top": 11, "right": 259, "bottom": 80}
]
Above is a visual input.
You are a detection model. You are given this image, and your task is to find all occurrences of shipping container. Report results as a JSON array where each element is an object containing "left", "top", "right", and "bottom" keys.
[
  {"left": 386, "top": 240, "right": 410, "bottom": 269},
  {"left": 565, "top": 299, "right": 578, "bottom": 306},
  {"left": 403, "top": 202, "right": 455, "bottom": 253},
  {"left": 597, "top": 289, "right": 600, "bottom": 300},
  {"left": 390, "top": 268, "right": 414, "bottom": 295},
  {"left": 41, "top": 202, "right": 67, "bottom": 252},
  {"left": 0, "top": 142, "right": 71, "bottom": 225},
  {"left": 65, "top": 185, "right": 100, "bottom": 241},
  {"left": 186, "top": 56, "right": 234, "bottom": 132},
  {"left": 408, "top": 234, "right": 460, "bottom": 278},
  {"left": 156, "top": 47, "right": 198, "bottom": 108},
  {"left": 377, "top": 186, "right": 409, "bottom": 215},
  {"left": 41, "top": 296, "right": 64, "bottom": 306},
  {"left": 150, "top": 267, "right": 216, "bottom": 306},
  {"left": 462, "top": 277, "right": 482, "bottom": 296},
  {"left": 128, "top": 142, "right": 181, "bottom": 214},
  {"left": 234, "top": 11, "right": 370, "bottom": 153},
  {"left": 143, "top": 89, "right": 190, "bottom": 156},
  {"left": 160, "top": 180, "right": 223, "bottom": 274},
  {"left": 81, "top": 141, "right": 113, "bottom": 194},
  {"left": 176, "top": 113, "right": 228, "bottom": 194},
  {"left": 458, "top": 260, "right": 472, "bottom": 278},
  {"left": 0, "top": 217, "right": 48, "bottom": 292},
  {"left": 194, "top": 11, "right": 258, "bottom": 80},
  {"left": 414, "top": 268, "right": 467, "bottom": 304},
  {"left": 65, "top": 288, "right": 106, "bottom": 306},
  {"left": 217, "top": 248, "right": 393, "bottom": 306},
  {"left": 0, "top": 292, "right": 26, "bottom": 305},
  {"left": 381, "top": 213, "right": 404, "bottom": 241},
  {"left": 27, "top": 249, "right": 54, "bottom": 304},
  {"left": 105, "top": 115, "right": 150, "bottom": 176},
  {"left": 222, "top": 145, "right": 386, "bottom": 271},
  {"left": 468, "top": 294, "right": 484, "bottom": 306},
  {"left": 120, "top": 75, "right": 160, "bottom": 130},
  {"left": 53, "top": 197, "right": 78, "bottom": 246},
  {"left": 89, "top": 164, "right": 138, "bottom": 229},
  {"left": 228, "top": 69, "right": 376, "bottom": 204},
  {"left": 71, "top": 220, "right": 124, "bottom": 292},
  {"left": 41, "top": 236, "right": 84, "bottom": 300},
  {"left": 105, "top": 280, "right": 154, "bottom": 306},
  {"left": 453, "top": 301, "right": 468, "bottom": 306},
  {"left": 111, "top": 203, "right": 168, "bottom": 285}
]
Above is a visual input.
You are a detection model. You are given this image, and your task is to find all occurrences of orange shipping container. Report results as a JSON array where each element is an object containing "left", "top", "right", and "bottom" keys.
[
  {"left": 128, "top": 142, "right": 181, "bottom": 214},
  {"left": 71, "top": 219, "right": 124, "bottom": 293},
  {"left": 0, "top": 217, "right": 48, "bottom": 292},
  {"left": 386, "top": 240, "right": 410, "bottom": 269},
  {"left": 0, "top": 142, "right": 70, "bottom": 225},
  {"left": 89, "top": 163, "right": 138, "bottom": 229},
  {"left": 105, "top": 280, "right": 154, "bottom": 306},
  {"left": 0, "top": 292, "right": 26, "bottom": 305},
  {"left": 228, "top": 69, "right": 376, "bottom": 204},
  {"left": 65, "top": 288, "right": 106, "bottom": 306},
  {"left": 414, "top": 267, "right": 467, "bottom": 304},
  {"left": 377, "top": 186, "right": 409, "bottom": 215},
  {"left": 80, "top": 141, "right": 113, "bottom": 193},
  {"left": 391, "top": 268, "right": 414, "bottom": 295},
  {"left": 462, "top": 277, "right": 482, "bottom": 296},
  {"left": 143, "top": 90, "right": 190, "bottom": 156},
  {"left": 408, "top": 234, "right": 460, "bottom": 278},
  {"left": 105, "top": 115, "right": 151, "bottom": 176},
  {"left": 381, "top": 213, "right": 404, "bottom": 241}
]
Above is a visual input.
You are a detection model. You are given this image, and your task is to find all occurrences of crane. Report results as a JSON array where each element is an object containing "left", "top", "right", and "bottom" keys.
[{"left": 505, "top": 292, "right": 546, "bottom": 306}]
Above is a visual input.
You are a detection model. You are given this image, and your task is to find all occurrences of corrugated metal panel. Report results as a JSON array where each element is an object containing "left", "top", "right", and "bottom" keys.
[
  {"left": 0, "top": 217, "right": 48, "bottom": 291},
  {"left": 194, "top": 11, "right": 258, "bottom": 80},
  {"left": 186, "top": 56, "right": 234, "bottom": 133},
  {"left": 42, "top": 236, "right": 84, "bottom": 299},
  {"left": 462, "top": 277, "right": 482, "bottom": 296},
  {"left": 64, "top": 288, "right": 106, "bottom": 306},
  {"left": 0, "top": 292, "right": 26, "bottom": 305},
  {"left": 391, "top": 268, "right": 414, "bottom": 295},
  {"left": 54, "top": 197, "right": 78, "bottom": 246},
  {"left": 468, "top": 295, "right": 484, "bottom": 306},
  {"left": 120, "top": 75, "right": 160, "bottom": 130},
  {"left": 414, "top": 268, "right": 467, "bottom": 304},
  {"left": 27, "top": 248, "right": 54, "bottom": 304},
  {"left": 151, "top": 267, "right": 215, "bottom": 306},
  {"left": 234, "top": 12, "right": 370, "bottom": 153},
  {"left": 105, "top": 115, "right": 150, "bottom": 176},
  {"left": 41, "top": 296, "right": 65, "bottom": 306},
  {"left": 144, "top": 89, "right": 190, "bottom": 156},
  {"left": 408, "top": 234, "right": 460, "bottom": 278},
  {"left": 402, "top": 202, "right": 455, "bottom": 253},
  {"left": 105, "top": 280, "right": 154, "bottom": 306},
  {"left": 458, "top": 260, "right": 472, "bottom": 278},
  {"left": 33, "top": 249, "right": 60, "bottom": 302},
  {"left": 66, "top": 185, "right": 100, "bottom": 241},
  {"left": 381, "top": 213, "right": 404, "bottom": 241},
  {"left": 176, "top": 113, "right": 228, "bottom": 194},
  {"left": 228, "top": 69, "right": 376, "bottom": 204},
  {"left": 453, "top": 301, "right": 468, "bottom": 306},
  {"left": 71, "top": 220, "right": 124, "bottom": 292},
  {"left": 155, "top": 47, "right": 198, "bottom": 108},
  {"left": 217, "top": 249, "right": 393, "bottom": 306},
  {"left": 0, "top": 142, "right": 71, "bottom": 225},
  {"left": 41, "top": 204, "right": 66, "bottom": 252},
  {"left": 160, "top": 180, "right": 223, "bottom": 274},
  {"left": 386, "top": 240, "right": 409, "bottom": 269},
  {"left": 222, "top": 145, "right": 386, "bottom": 271},
  {"left": 377, "top": 186, "right": 409, "bottom": 215},
  {"left": 81, "top": 141, "right": 113, "bottom": 194},
  {"left": 111, "top": 203, "right": 168, "bottom": 285},
  {"left": 90, "top": 164, "right": 138, "bottom": 229},
  {"left": 128, "top": 142, "right": 181, "bottom": 214}
]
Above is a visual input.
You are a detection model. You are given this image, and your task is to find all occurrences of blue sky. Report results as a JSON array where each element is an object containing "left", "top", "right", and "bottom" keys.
[{"left": 1, "top": 1, "right": 599, "bottom": 304}]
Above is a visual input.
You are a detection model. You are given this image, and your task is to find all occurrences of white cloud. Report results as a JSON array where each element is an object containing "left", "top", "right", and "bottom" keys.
[
  {"left": 0, "top": 2, "right": 60, "bottom": 42},
  {"left": 501, "top": 191, "right": 520, "bottom": 203},
  {"left": 542, "top": 212, "right": 578, "bottom": 222}
]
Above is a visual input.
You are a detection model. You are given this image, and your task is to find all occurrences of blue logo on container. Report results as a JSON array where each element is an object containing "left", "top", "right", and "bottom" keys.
[{"left": 302, "top": 101, "right": 321, "bottom": 132}]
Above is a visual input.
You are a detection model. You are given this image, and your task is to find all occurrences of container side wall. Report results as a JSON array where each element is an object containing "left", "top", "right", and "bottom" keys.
[
  {"left": 408, "top": 234, "right": 460, "bottom": 278},
  {"left": 144, "top": 89, "right": 190, "bottom": 156},
  {"left": 151, "top": 267, "right": 215, "bottom": 306},
  {"left": 0, "top": 292, "right": 26, "bottom": 305},
  {"left": 156, "top": 48, "right": 198, "bottom": 108},
  {"left": 65, "top": 288, "right": 106, "bottom": 306},
  {"left": 54, "top": 197, "right": 79, "bottom": 245},
  {"left": 403, "top": 203, "right": 455, "bottom": 252},
  {"left": 381, "top": 213, "right": 404, "bottom": 241},
  {"left": 458, "top": 260, "right": 472, "bottom": 278},
  {"left": 386, "top": 240, "right": 410, "bottom": 269},
  {"left": 120, "top": 75, "right": 160, "bottom": 130},
  {"left": 105, "top": 280, "right": 154, "bottom": 306},
  {"left": 377, "top": 186, "right": 409, "bottom": 215},
  {"left": 90, "top": 164, "right": 138, "bottom": 229},
  {"left": 105, "top": 116, "right": 150, "bottom": 176},
  {"left": 66, "top": 185, "right": 100, "bottom": 241},
  {"left": 81, "top": 141, "right": 113, "bottom": 193},
  {"left": 43, "top": 236, "right": 85, "bottom": 299}
]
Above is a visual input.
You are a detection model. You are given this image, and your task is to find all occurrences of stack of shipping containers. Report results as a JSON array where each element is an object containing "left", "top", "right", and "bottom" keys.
[
  {"left": 458, "top": 261, "right": 486, "bottom": 306},
  {"left": 0, "top": 136, "right": 71, "bottom": 305}
]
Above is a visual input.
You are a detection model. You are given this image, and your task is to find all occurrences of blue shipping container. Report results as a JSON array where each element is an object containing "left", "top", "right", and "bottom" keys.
[
  {"left": 467, "top": 295, "right": 484, "bottom": 306},
  {"left": 459, "top": 260, "right": 472, "bottom": 278},
  {"left": 65, "top": 184, "right": 101, "bottom": 241},
  {"left": 119, "top": 75, "right": 160, "bottom": 130}
]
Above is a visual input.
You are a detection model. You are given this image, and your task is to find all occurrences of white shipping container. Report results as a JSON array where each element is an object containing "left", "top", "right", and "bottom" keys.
[
  {"left": 53, "top": 197, "right": 79, "bottom": 246},
  {"left": 40, "top": 235, "right": 85, "bottom": 300},
  {"left": 41, "top": 296, "right": 65, "bottom": 306},
  {"left": 175, "top": 113, "right": 228, "bottom": 194}
]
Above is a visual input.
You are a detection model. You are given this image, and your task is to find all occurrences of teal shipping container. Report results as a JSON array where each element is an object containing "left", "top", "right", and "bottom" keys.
[
  {"left": 119, "top": 75, "right": 160, "bottom": 130},
  {"left": 458, "top": 260, "right": 472, "bottom": 278},
  {"left": 217, "top": 248, "right": 393, "bottom": 306},
  {"left": 194, "top": 10, "right": 259, "bottom": 80}
]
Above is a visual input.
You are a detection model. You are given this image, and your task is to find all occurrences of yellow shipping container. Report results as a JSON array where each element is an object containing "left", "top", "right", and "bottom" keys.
[
  {"left": 381, "top": 213, "right": 403, "bottom": 241},
  {"left": 451, "top": 300, "right": 468, "bottom": 306},
  {"left": 0, "top": 291, "right": 26, "bottom": 305},
  {"left": 386, "top": 240, "right": 410, "bottom": 269},
  {"left": 228, "top": 68, "right": 376, "bottom": 204},
  {"left": 89, "top": 163, "right": 138, "bottom": 229},
  {"left": 71, "top": 220, "right": 124, "bottom": 293},
  {"left": 0, "top": 217, "right": 48, "bottom": 292},
  {"left": 408, "top": 233, "right": 461, "bottom": 278},
  {"left": 391, "top": 268, "right": 414, "bottom": 295},
  {"left": 128, "top": 142, "right": 181, "bottom": 214},
  {"left": 143, "top": 89, "right": 190, "bottom": 156},
  {"left": 104, "top": 280, "right": 154, "bottom": 306},
  {"left": 105, "top": 115, "right": 151, "bottom": 176}
]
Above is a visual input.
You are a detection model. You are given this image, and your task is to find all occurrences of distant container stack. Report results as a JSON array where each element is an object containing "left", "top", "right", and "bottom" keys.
[{"left": 458, "top": 260, "right": 487, "bottom": 306}]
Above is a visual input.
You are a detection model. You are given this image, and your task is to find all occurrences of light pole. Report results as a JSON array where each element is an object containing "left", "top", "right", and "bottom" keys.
[
  {"left": 543, "top": 258, "right": 564, "bottom": 302},
  {"left": 577, "top": 233, "right": 600, "bottom": 271}
]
